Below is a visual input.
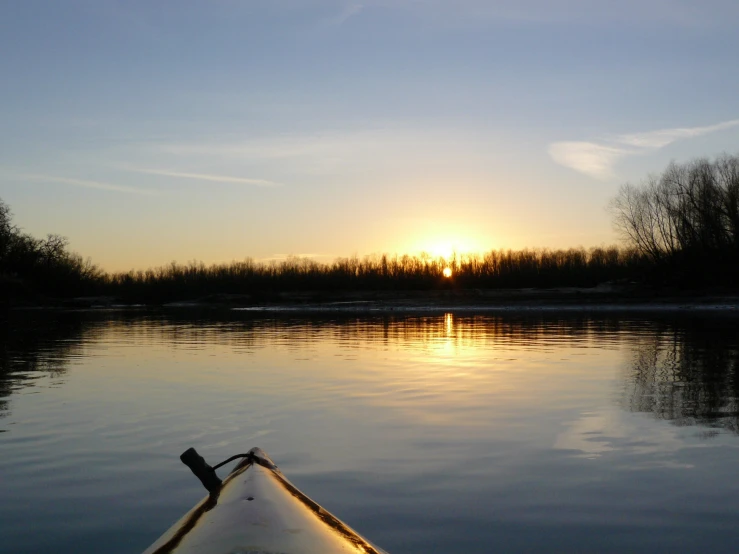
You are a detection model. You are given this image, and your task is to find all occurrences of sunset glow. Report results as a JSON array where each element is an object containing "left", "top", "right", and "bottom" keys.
[
  {"left": 416, "top": 236, "right": 486, "bottom": 262},
  {"left": 1, "top": 2, "right": 738, "bottom": 272}
]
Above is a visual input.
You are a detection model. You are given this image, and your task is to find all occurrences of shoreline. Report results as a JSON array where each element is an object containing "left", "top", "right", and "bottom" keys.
[{"left": 6, "top": 286, "right": 739, "bottom": 314}]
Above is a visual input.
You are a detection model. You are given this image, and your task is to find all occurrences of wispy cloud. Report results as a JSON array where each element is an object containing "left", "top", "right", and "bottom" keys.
[
  {"left": 153, "top": 126, "right": 475, "bottom": 162},
  {"left": 145, "top": 127, "right": 499, "bottom": 182},
  {"left": 372, "top": 0, "right": 739, "bottom": 28},
  {"left": 615, "top": 119, "right": 739, "bottom": 149},
  {"left": 548, "top": 142, "right": 626, "bottom": 180},
  {"left": 126, "top": 168, "right": 280, "bottom": 187},
  {"left": 548, "top": 118, "right": 739, "bottom": 179},
  {"left": 329, "top": 2, "right": 363, "bottom": 25},
  {"left": 16, "top": 174, "right": 160, "bottom": 196}
]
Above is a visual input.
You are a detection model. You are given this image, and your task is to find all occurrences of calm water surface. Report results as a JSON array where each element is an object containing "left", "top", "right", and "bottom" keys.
[{"left": 1, "top": 310, "right": 738, "bottom": 553}]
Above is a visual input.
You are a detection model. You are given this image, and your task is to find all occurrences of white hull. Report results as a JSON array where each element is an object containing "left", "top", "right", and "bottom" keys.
[{"left": 143, "top": 448, "right": 387, "bottom": 554}]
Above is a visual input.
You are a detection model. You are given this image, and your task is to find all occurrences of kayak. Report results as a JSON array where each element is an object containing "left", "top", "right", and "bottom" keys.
[{"left": 142, "top": 446, "right": 388, "bottom": 554}]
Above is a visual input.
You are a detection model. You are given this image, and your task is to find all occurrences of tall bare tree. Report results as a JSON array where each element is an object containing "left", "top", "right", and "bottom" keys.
[{"left": 611, "top": 153, "right": 739, "bottom": 281}]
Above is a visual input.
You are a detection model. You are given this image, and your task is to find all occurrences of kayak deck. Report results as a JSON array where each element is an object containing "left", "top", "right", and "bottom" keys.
[{"left": 143, "top": 447, "right": 386, "bottom": 554}]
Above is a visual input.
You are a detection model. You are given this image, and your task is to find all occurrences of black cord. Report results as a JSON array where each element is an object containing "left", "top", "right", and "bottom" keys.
[{"left": 212, "top": 453, "right": 251, "bottom": 470}]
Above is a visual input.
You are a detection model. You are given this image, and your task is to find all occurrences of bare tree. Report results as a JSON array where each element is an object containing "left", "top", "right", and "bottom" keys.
[{"left": 610, "top": 153, "right": 739, "bottom": 280}]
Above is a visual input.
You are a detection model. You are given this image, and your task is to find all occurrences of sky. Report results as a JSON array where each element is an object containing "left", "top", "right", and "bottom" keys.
[{"left": 1, "top": 0, "right": 739, "bottom": 271}]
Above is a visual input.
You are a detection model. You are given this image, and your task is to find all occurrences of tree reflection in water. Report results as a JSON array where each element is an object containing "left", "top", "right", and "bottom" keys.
[
  {"left": 0, "top": 312, "right": 101, "bottom": 423},
  {"left": 623, "top": 316, "right": 739, "bottom": 434}
]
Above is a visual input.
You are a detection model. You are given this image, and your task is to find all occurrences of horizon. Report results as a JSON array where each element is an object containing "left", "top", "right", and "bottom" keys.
[
  {"left": 90, "top": 242, "right": 627, "bottom": 275},
  {"left": 2, "top": 1, "right": 739, "bottom": 272}
]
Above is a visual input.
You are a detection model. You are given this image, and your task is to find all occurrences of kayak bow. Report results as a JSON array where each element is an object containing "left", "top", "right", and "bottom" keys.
[{"left": 142, "top": 447, "right": 387, "bottom": 554}]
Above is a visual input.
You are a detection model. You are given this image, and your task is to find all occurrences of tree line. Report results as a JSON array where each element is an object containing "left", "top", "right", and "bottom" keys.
[
  {"left": 102, "top": 247, "right": 640, "bottom": 302},
  {"left": 1, "top": 152, "right": 737, "bottom": 302}
]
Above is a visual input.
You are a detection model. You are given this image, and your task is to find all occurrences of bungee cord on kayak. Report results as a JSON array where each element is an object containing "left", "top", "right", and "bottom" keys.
[{"left": 180, "top": 447, "right": 253, "bottom": 493}]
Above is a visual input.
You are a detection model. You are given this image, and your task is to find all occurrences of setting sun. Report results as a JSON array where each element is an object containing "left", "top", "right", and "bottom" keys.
[{"left": 442, "top": 267, "right": 453, "bottom": 278}]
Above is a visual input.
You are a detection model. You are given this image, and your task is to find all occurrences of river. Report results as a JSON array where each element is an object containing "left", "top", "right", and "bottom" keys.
[{"left": 1, "top": 309, "right": 738, "bottom": 553}]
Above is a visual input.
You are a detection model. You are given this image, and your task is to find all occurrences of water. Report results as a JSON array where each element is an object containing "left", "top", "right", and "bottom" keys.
[{"left": 1, "top": 310, "right": 738, "bottom": 553}]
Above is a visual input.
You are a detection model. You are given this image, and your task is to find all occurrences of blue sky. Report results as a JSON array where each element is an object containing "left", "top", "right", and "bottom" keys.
[{"left": 1, "top": 0, "right": 738, "bottom": 270}]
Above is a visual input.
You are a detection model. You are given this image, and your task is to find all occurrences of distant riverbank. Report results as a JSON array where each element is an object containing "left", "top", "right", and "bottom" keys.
[{"left": 8, "top": 284, "right": 739, "bottom": 313}]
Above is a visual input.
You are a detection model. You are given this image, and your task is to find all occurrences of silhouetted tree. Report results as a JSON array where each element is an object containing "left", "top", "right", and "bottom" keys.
[
  {"left": 0, "top": 197, "right": 103, "bottom": 298},
  {"left": 611, "top": 153, "right": 739, "bottom": 284},
  {"left": 0, "top": 199, "right": 16, "bottom": 272}
]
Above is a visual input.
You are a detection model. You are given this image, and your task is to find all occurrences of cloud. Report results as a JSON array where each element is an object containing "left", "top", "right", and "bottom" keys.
[
  {"left": 547, "top": 142, "right": 627, "bottom": 179},
  {"left": 154, "top": 126, "right": 475, "bottom": 162},
  {"left": 615, "top": 119, "right": 739, "bottom": 149},
  {"left": 145, "top": 126, "right": 505, "bottom": 185},
  {"left": 16, "top": 174, "right": 160, "bottom": 196},
  {"left": 329, "top": 3, "right": 363, "bottom": 25},
  {"left": 371, "top": 0, "right": 739, "bottom": 28},
  {"left": 126, "top": 168, "right": 281, "bottom": 187},
  {"left": 548, "top": 118, "right": 739, "bottom": 179}
]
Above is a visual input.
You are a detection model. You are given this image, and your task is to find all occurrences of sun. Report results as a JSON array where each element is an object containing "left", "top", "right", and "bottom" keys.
[{"left": 442, "top": 267, "right": 453, "bottom": 278}]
